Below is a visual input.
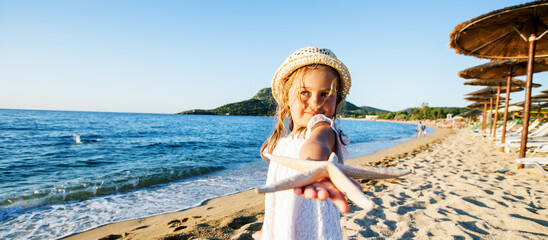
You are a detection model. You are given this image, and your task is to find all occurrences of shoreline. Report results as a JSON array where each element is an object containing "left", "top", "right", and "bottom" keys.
[{"left": 64, "top": 127, "right": 453, "bottom": 240}]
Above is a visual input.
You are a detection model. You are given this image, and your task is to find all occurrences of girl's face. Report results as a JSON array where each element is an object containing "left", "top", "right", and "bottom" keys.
[{"left": 288, "top": 68, "right": 338, "bottom": 131}]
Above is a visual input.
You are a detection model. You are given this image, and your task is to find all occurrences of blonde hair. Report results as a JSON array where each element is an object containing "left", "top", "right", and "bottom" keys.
[{"left": 260, "top": 64, "right": 346, "bottom": 161}]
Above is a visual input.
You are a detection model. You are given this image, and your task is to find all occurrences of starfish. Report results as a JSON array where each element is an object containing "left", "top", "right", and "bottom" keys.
[{"left": 256, "top": 152, "right": 411, "bottom": 211}]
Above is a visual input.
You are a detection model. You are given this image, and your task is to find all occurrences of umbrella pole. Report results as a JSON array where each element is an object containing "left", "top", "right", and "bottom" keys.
[
  {"left": 500, "top": 73, "right": 512, "bottom": 152},
  {"left": 493, "top": 84, "right": 501, "bottom": 140},
  {"left": 489, "top": 95, "right": 494, "bottom": 134},
  {"left": 518, "top": 33, "right": 537, "bottom": 165},
  {"left": 482, "top": 100, "right": 488, "bottom": 132}
]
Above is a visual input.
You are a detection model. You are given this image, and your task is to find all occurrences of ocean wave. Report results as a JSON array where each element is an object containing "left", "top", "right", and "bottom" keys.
[
  {"left": 0, "top": 165, "right": 225, "bottom": 211},
  {"left": 139, "top": 141, "right": 211, "bottom": 149},
  {"left": 137, "top": 141, "right": 260, "bottom": 150}
]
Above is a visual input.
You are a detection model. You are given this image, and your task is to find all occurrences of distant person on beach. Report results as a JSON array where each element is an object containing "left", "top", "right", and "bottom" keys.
[
  {"left": 417, "top": 121, "right": 425, "bottom": 137},
  {"left": 254, "top": 47, "right": 353, "bottom": 239}
]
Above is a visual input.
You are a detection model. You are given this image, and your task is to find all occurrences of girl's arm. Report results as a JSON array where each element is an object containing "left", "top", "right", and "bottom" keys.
[
  {"left": 299, "top": 122, "right": 335, "bottom": 160},
  {"left": 294, "top": 122, "right": 351, "bottom": 213}
]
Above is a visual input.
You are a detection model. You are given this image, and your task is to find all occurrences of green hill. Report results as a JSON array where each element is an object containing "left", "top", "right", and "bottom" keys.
[
  {"left": 360, "top": 106, "right": 389, "bottom": 113},
  {"left": 178, "top": 88, "right": 466, "bottom": 120},
  {"left": 178, "top": 87, "right": 378, "bottom": 117},
  {"left": 211, "top": 98, "right": 276, "bottom": 116},
  {"left": 343, "top": 101, "right": 361, "bottom": 111},
  {"left": 178, "top": 88, "right": 276, "bottom": 116}
]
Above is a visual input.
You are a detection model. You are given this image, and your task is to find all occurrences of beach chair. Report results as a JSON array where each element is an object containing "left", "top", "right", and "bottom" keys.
[
  {"left": 488, "top": 120, "right": 538, "bottom": 141},
  {"left": 531, "top": 143, "right": 548, "bottom": 156},
  {"left": 493, "top": 120, "right": 519, "bottom": 134},
  {"left": 502, "top": 140, "right": 548, "bottom": 154},
  {"left": 495, "top": 121, "right": 547, "bottom": 144},
  {"left": 529, "top": 122, "right": 548, "bottom": 135},
  {"left": 505, "top": 120, "right": 519, "bottom": 131},
  {"left": 499, "top": 125, "right": 548, "bottom": 154},
  {"left": 504, "top": 123, "right": 548, "bottom": 143},
  {"left": 516, "top": 157, "right": 548, "bottom": 177},
  {"left": 510, "top": 120, "right": 541, "bottom": 135},
  {"left": 490, "top": 121, "right": 520, "bottom": 137},
  {"left": 474, "top": 120, "right": 518, "bottom": 138}
]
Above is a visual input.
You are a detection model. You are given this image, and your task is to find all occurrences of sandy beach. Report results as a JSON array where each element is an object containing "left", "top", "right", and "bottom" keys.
[{"left": 64, "top": 127, "right": 547, "bottom": 240}]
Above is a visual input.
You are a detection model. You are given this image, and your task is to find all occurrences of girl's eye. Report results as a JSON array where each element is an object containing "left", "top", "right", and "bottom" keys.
[
  {"left": 321, "top": 92, "right": 330, "bottom": 97},
  {"left": 300, "top": 91, "right": 309, "bottom": 96}
]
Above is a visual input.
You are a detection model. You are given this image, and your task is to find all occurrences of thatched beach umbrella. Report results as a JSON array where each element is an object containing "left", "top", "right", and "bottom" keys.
[
  {"left": 463, "top": 78, "right": 540, "bottom": 88},
  {"left": 457, "top": 109, "right": 483, "bottom": 124},
  {"left": 521, "top": 93, "right": 548, "bottom": 106},
  {"left": 460, "top": 61, "right": 545, "bottom": 150},
  {"left": 466, "top": 102, "right": 486, "bottom": 108},
  {"left": 460, "top": 108, "right": 483, "bottom": 116},
  {"left": 459, "top": 108, "right": 483, "bottom": 124},
  {"left": 464, "top": 95, "right": 507, "bottom": 101},
  {"left": 450, "top": 0, "right": 548, "bottom": 160},
  {"left": 515, "top": 96, "right": 548, "bottom": 121},
  {"left": 463, "top": 78, "right": 540, "bottom": 144},
  {"left": 532, "top": 93, "right": 548, "bottom": 99},
  {"left": 464, "top": 92, "right": 503, "bottom": 132},
  {"left": 466, "top": 101, "right": 489, "bottom": 130},
  {"left": 514, "top": 98, "right": 548, "bottom": 106},
  {"left": 466, "top": 94, "right": 508, "bottom": 134},
  {"left": 459, "top": 60, "right": 548, "bottom": 79},
  {"left": 530, "top": 93, "right": 548, "bottom": 119},
  {"left": 529, "top": 101, "right": 548, "bottom": 117},
  {"left": 466, "top": 87, "right": 524, "bottom": 121},
  {"left": 465, "top": 86, "right": 524, "bottom": 96}
]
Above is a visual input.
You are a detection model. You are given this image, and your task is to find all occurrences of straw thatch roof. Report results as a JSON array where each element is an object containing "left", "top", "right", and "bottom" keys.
[
  {"left": 463, "top": 78, "right": 541, "bottom": 88},
  {"left": 533, "top": 93, "right": 548, "bottom": 99},
  {"left": 466, "top": 102, "right": 486, "bottom": 108},
  {"left": 449, "top": 1, "right": 548, "bottom": 60},
  {"left": 514, "top": 98, "right": 548, "bottom": 106},
  {"left": 459, "top": 108, "right": 483, "bottom": 116},
  {"left": 458, "top": 60, "right": 548, "bottom": 79},
  {"left": 464, "top": 95, "right": 507, "bottom": 101},
  {"left": 465, "top": 86, "right": 523, "bottom": 95}
]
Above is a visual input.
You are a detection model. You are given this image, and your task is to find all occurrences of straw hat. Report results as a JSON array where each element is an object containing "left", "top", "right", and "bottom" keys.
[{"left": 271, "top": 47, "right": 351, "bottom": 103}]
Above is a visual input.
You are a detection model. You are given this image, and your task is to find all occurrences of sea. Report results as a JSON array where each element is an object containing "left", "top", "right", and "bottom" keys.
[{"left": 0, "top": 109, "right": 422, "bottom": 239}]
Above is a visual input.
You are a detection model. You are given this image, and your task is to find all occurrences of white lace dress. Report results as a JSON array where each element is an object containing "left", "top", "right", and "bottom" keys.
[{"left": 261, "top": 114, "right": 350, "bottom": 240}]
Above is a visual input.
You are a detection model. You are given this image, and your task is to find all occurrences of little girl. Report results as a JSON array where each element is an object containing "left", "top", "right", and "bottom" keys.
[{"left": 256, "top": 47, "right": 352, "bottom": 240}]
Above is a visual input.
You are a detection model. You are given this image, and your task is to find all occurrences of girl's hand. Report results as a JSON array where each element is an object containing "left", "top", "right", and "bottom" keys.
[
  {"left": 295, "top": 121, "right": 364, "bottom": 213},
  {"left": 293, "top": 178, "right": 362, "bottom": 213}
]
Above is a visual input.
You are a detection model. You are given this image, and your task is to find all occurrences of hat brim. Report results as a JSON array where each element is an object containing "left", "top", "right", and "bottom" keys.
[{"left": 272, "top": 54, "right": 351, "bottom": 103}]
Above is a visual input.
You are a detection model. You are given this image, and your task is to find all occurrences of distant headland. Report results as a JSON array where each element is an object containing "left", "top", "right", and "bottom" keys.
[
  {"left": 178, "top": 88, "right": 468, "bottom": 120},
  {"left": 178, "top": 88, "right": 390, "bottom": 117}
]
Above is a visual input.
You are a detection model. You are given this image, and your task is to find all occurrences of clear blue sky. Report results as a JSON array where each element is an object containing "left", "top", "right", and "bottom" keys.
[{"left": 1, "top": 0, "right": 544, "bottom": 114}]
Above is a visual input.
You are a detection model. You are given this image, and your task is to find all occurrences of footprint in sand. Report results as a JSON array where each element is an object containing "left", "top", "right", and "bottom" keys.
[
  {"left": 447, "top": 206, "right": 481, "bottom": 220},
  {"left": 173, "top": 226, "right": 187, "bottom": 231},
  {"left": 228, "top": 216, "right": 258, "bottom": 230},
  {"left": 461, "top": 197, "right": 493, "bottom": 209},
  {"left": 457, "top": 221, "right": 490, "bottom": 235},
  {"left": 482, "top": 189, "right": 494, "bottom": 195},
  {"left": 132, "top": 225, "right": 149, "bottom": 231},
  {"left": 168, "top": 217, "right": 190, "bottom": 232},
  {"left": 98, "top": 234, "right": 123, "bottom": 240}
]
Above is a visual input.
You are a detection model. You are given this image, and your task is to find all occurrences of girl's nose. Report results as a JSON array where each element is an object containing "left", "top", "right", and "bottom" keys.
[{"left": 308, "top": 94, "right": 321, "bottom": 107}]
